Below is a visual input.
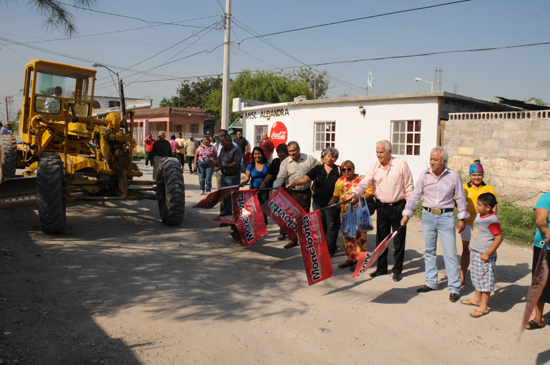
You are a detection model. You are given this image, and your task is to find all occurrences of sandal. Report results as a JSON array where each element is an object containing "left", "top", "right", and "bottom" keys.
[
  {"left": 460, "top": 299, "right": 480, "bottom": 307},
  {"left": 469, "top": 309, "right": 490, "bottom": 318},
  {"left": 526, "top": 320, "right": 545, "bottom": 330},
  {"left": 338, "top": 260, "right": 354, "bottom": 268}
]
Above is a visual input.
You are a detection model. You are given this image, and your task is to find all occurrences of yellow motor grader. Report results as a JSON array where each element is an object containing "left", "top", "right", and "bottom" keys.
[{"left": 0, "top": 59, "right": 185, "bottom": 233}]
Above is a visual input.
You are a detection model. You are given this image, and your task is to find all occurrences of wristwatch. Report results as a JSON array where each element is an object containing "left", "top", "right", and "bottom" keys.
[{"left": 459, "top": 218, "right": 466, "bottom": 222}]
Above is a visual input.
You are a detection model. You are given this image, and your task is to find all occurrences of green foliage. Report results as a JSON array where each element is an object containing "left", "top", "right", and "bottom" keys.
[
  {"left": 4, "top": 0, "right": 97, "bottom": 36},
  {"left": 161, "top": 77, "right": 223, "bottom": 109},
  {"left": 204, "top": 68, "right": 331, "bottom": 119},
  {"left": 525, "top": 97, "right": 548, "bottom": 106},
  {"left": 497, "top": 198, "right": 536, "bottom": 246},
  {"left": 135, "top": 151, "right": 146, "bottom": 159}
]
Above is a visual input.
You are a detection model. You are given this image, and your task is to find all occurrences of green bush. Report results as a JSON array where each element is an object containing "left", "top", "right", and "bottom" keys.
[
  {"left": 136, "top": 151, "right": 146, "bottom": 159},
  {"left": 497, "top": 198, "right": 536, "bottom": 246}
]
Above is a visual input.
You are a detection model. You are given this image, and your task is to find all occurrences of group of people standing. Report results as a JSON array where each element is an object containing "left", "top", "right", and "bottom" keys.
[{"left": 259, "top": 138, "right": 514, "bottom": 318}]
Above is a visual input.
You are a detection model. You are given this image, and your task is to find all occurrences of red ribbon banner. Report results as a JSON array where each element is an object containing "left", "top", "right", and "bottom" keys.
[
  {"left": 232, "top": 190, "right": 268, "bottom": 247},
  {"left": 193, "top": 185, "right": 239, "bottom": 209},
  {"left": 296, "top": 210, "right": 333, "bottom": 286},
  {"left": 351, "top": 231, "right": 398, "bottom": 280},
  {"left": 261, "top": 188, "right": 306, "bottom": 240}
]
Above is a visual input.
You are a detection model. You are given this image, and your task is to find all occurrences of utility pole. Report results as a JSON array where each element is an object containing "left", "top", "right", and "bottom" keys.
[
  {"left": 221, "top": 0, "right": 232, "bottom": 130},
  {"left": 5, "top": 97, "right": 9, "bottom": 122}
]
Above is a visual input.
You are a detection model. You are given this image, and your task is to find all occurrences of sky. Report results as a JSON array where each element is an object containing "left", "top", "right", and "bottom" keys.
[{"left": 1, "top": 0, "right": 549, "bottom": 120}]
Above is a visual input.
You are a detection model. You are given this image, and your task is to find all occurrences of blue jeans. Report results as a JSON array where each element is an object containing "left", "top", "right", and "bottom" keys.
[
  {"left": 197, "top": 161, "right": 214, "bottom": 192},
  {"left": 312, "top": 202, "right": 341, "bottom": 255},
  {"left": 145, "top": 151, "right": 152, "bottom": 166},
  {"left": 422, "top": 210, "right": 461, "bottom": 294},
  {"left": 221, "top": 174, "right": 240, "bottom": 216}
]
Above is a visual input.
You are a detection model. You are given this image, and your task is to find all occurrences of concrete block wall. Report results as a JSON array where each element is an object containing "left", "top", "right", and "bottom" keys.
[{"left": 445, "top": 110, "right": 550, "bottom": 207}]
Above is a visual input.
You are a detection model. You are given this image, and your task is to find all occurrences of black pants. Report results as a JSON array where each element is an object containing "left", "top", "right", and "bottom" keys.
[
  {"left": 257, "top": 189, "right": 269, "bottom": 225},
  {"left": 185, "top": 156, "right": 195, "bottom": 173},
  {"left": 375, "top": 199, "right": 407, "bottom": 273},
  {"left": 177, "top": 153, "right": 185, "bottom": 166},
  {"left": 288, "top": 189, "right": 312, "bottom": 243}
]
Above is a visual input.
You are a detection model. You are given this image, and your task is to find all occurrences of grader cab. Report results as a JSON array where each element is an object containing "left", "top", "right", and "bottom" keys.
[{"left": 0, "top": 60, "right": 185, "bottom": 233}]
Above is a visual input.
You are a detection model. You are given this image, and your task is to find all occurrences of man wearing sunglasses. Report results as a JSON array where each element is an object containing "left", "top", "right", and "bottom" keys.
[{"left": 350, "top": 140, "right": 414, "bottom": 282}]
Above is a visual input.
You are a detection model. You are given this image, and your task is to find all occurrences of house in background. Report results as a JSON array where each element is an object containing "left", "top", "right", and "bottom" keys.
[
  {"left": 233, "top": 92, "right": 517, "bottom": 180},
  {"left": 133, "top": 107, "right": 218, "bottom": 151},
  {"left": 92, "top": 95, "right": 153, "bottom": 118}
]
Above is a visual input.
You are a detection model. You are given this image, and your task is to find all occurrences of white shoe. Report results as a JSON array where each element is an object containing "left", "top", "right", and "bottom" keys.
[{"left": 200, "top": 191, "right": 205, "bottom": 195}]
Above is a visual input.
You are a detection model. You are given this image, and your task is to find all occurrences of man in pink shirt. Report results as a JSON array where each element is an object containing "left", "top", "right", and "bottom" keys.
[
  {"left": 401, "top": 147, "right": 469, "bottom": 303},
  {"left": 259, "top": 133, "right": 274, "bottom": 160},
  {"left": 350, "top": 140, "right": 414, "bottom": 282}
]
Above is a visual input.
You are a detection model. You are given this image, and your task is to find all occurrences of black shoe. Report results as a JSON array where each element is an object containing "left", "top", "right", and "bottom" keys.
[
  {"left": 369, "top": 269, "right": 388, "bottom": 278},
  {"left": 449, "top": 293, "right": 460, "bottom": 303},
  {"left": 392, "top": 272, "right": 403, "bottom": 282},
  {"left": 417, "top": 285, "right": 436, "bottom": 293}
]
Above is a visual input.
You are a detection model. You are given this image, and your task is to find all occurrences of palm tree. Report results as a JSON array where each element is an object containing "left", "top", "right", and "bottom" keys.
[{"left": 3, "top": 0, "right": 96, "bottom": 36}]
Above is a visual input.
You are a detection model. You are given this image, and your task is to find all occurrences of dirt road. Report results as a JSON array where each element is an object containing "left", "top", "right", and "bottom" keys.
[{"left": 0, "top": 160, "right": 548, "bottom": 364}]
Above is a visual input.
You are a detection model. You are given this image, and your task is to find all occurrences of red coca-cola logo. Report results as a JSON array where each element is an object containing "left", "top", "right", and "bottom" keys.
[{"left": 270, "top": 122, "right": 287, "bottom": 147}]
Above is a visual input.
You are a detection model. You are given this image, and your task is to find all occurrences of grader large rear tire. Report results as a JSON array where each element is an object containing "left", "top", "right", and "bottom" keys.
[
  {"left": 37, "top": 154, "right": 66, "bottom": 234},
  {"left": 156, "top": 157, "right": 185, "bottom": 225},
  {"left": 0, "top": 134, "right": 18, "bottom": 182}
]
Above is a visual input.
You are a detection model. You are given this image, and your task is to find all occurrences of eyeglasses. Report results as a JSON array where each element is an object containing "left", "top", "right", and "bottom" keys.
[{"left": 341, "top": 167, "right": 353, "bottom": 172}]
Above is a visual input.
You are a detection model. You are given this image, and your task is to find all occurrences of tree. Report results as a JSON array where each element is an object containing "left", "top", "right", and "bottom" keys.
[
  {"left": 291, "top": 67, "right": 329, "bottom": 100},
  {"left": 2, "top": 0, "right": 96, "bottom": 36},
  {"left": 525, "top": 97, "right": 548, "bottom": 106},
  {"left": 160, "top": 77, "right": 223, "bottom": 109},
  {"left": 204, "top": 68, "right": 331, "bottom": 120}
]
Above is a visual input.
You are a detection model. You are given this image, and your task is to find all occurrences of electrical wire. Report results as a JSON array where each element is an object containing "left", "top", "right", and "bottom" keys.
[
  {"left": 59, "top": 1, "right": 218, "bottom": 28},
  {"left": 126, "top": 41, "right": 550, "bottom": 85},
  {"left": 239, "top": 0, "right": 471, "bottom": 43}
]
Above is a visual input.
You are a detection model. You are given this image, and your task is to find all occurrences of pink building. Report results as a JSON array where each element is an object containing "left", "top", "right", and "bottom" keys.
[{"left": 133, "top": 107, "right": 218, "bottom": 150}]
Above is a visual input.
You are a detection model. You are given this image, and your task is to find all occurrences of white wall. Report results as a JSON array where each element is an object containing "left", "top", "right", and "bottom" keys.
[{"left": 242, "top": 97, "right": 441, "bottom": 183}]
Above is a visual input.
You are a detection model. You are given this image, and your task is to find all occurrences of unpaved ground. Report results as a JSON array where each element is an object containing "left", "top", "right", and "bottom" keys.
[{"left": 1, "top": 159, "right": 549, "bottom": 364}]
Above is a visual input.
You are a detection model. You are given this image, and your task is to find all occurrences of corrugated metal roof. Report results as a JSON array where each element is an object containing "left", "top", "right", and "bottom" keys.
[{"left": 134, "top": 107, "right": 213, "bottom": 117}]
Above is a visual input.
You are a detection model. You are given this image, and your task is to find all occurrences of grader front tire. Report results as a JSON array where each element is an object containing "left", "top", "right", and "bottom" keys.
[
  {"left": 0, "top": 134, "right": 18, "bottom": 182},
  {"left": 37, "top": 154, "right": 66, "bottom": 234},
  {"left": 156, "top": 157, "right": 185, "bottom": 226}
]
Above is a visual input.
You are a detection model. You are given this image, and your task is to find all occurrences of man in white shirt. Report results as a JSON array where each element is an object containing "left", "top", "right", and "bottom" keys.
[{"left": 273, "top": 141, "right": 317, "bottom": 248}]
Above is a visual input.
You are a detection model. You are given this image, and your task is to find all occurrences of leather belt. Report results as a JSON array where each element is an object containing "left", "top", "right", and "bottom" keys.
[
  {"left": 423, "top": 207, "right": 454, "bottom": 215},
  {"left": 378, "top": 199, "right": 405, "bottom": 207}
]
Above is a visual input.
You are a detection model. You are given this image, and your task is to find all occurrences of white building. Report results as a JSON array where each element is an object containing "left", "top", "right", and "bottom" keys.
[
  {"left": 234, "top": 92, "right": 516, "bottom": 180},
  {"left": 92, "top": 96, "right": 153, "bottom": 117}
]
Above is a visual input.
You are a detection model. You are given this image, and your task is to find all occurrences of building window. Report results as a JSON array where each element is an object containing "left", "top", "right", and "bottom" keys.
[
  {"left": 190, "top": 123, "right": 199, "bottom": 134},
  {"left": 314, "top": 122, "right": 335, "bottom": 151},
  {"left": 109, "top": 100, "right": 120, "bottom": 108},
  {"left": 392, "top": 120, "right": 421, "bottom": 156}
]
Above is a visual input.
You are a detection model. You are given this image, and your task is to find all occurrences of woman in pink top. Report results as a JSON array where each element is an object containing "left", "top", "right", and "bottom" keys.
[
  {"left": 169, "top": 135, "right": 179, "bottom": 157},
  {"left": 194, "top": 136, "right": 217, "bottom": 194}
]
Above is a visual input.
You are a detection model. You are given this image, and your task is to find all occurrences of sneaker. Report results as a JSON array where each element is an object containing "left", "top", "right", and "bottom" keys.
[{"left": 200, "top": 191, "right": 205, "bottom": 195}]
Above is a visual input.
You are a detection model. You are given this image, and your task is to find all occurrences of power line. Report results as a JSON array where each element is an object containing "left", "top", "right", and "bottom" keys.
[
  {"left": 239, "top": 0, "right": 471, "bottom": 43},
  {"left": 59, "top": 1, "right": 218, "bottom": 28},
  {"left": 233, "top": 20, "right": 365, "bottom": 95},
  {"left": 126, "top": 41, "right": 550, "bottom": 84}
]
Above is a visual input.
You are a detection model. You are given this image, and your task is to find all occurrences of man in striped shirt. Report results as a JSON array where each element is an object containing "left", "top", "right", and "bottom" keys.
[
  {"left": 401, "top": 147, "right": 469, "bottom": 303},
  {"left": 351, "top": 140, "right": 414, "bottom": 282}
]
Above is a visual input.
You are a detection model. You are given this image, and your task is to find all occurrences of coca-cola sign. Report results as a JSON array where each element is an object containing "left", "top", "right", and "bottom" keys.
[{"left": 270, "top": 122, "right": 288, "bottom": 147}]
